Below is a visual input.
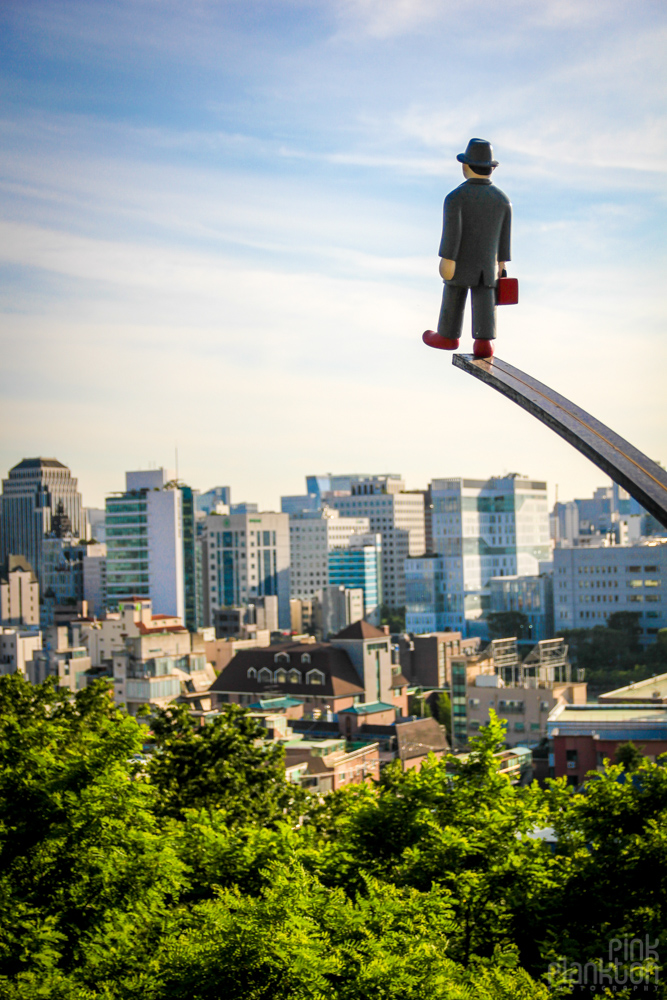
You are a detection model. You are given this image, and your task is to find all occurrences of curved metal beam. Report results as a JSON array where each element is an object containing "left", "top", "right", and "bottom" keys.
[{"left": 453, "top": 354, "right": 667, "bottom": 528}]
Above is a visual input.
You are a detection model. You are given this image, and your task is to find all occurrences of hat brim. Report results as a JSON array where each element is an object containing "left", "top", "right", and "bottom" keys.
[{"left": 457, "top": 153, "right": 498, "bottom": 167}]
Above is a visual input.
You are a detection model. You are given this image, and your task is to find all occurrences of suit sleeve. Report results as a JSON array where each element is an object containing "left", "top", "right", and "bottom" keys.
[
  {"left": 438, "top": 193, "right": 462, "bottom": 260},
  {"left": 498, "top": 202, "right": 512, "bottom": 263}
]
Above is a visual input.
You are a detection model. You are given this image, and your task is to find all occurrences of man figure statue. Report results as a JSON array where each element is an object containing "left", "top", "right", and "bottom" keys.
[{"left": 423, "top": 138, "right": 511, "bottom": 359}]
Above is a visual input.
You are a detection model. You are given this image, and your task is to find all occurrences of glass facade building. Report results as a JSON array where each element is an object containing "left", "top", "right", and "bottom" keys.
[
  {"left": 328, "top": 536, "right": 382, "bottom": 622},
  {"left": 0, "top": 458, "right": 84, "bottom": 589},
  {"left": 105, "top": 470, "right": 185, "bottom": 620},
  {"left": 105, "top": 495, "right": 150, "bottom": 606},
  {"left": 406, "top": 476, "right": 551, "bottom": 638}
]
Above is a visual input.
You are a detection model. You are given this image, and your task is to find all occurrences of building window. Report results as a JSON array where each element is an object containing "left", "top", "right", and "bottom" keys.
[
  {"left": 275, "top": 669, "right": 287, "bottom": 683},
  {"left": 288, "top": 669, "right": 301, "bottom": 684},
  {"left": 274, "top": 652, "right": 289, "bottom": 664},
  {"left": 258, "top": 668, "right": 272, "bottom": 683},
  {"left": 247, "top": 667, "right": 257, "bottom": 679},
  {"left": 301, "top": 653, "right": 311, "bottom": 664},
  {"left": 306, "top": 669, "right": 325, "bottom": 685}
]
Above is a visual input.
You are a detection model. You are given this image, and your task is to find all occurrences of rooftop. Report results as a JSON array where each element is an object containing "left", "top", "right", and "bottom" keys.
[
  {"left": 338, "top": 701, "right": 395, "bottom": 715},
  {"left": 210, "top": 642, "right": 365, "bottom": 699},
  {"left": 10, "top": 457, "right": 68, "bottom": 471},
  {"left": 394, "top": 716, "right": 449, "bottom": 759},
  {"left": 599, "top": 672, "right": 667, "bottom": 704},
  {"left": 249, "top": 696, "right": 304, "bottom": 710},
  {"left": 551, "top": 704, "right": 667, "bottom": 723},
  {"left": 332, "top": 620, "right": 388, "bottom": 641},
  {"left": 548, "top": 702, "right": 667, "bottom": 740},
  {"left": 0, "top": 554, "right": 37, "bottom": 582}
]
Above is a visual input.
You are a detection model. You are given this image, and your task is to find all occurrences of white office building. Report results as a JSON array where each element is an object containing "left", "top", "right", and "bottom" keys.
[
  {"left": 203, "top": 510, "right": 290, "bottom": 629},
  {"left": 329, "top": 477, "right": 425, "bottom": 610},
  {"left": 407, "top": 476, "right": 551, "bottom": 637},
  {"left": 105, "top": 469, "right": 184, "bottom": 620},
  {"left": 553, "top": 538, "right": 667, "bottom": 644},
  {"left": 0, "top": 626, "right": 42, "bottom": 676},
  {"left": 83, "top": 543, "right": 107, "bottom": 618},
  {"left": 289, "top": 508, "right": 370, "bottom": 600}
]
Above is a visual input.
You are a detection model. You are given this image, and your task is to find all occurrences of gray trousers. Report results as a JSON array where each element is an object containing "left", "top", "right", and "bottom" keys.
[{"left": 437, "top": 283, "right": 496, "bottom": 340}]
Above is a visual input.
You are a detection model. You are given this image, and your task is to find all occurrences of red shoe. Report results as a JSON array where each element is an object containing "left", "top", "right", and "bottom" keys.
[
  {"left": 422, "top": 330, "right": 459, "bottom": 350},
  {"left": 473, "top": 339, "right": 494, "bottom": 359}
]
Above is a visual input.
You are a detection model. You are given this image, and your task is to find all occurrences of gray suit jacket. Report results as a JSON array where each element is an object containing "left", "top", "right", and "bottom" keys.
[{"left": 439, "top": 178, "right": 512, "bottom": 288}]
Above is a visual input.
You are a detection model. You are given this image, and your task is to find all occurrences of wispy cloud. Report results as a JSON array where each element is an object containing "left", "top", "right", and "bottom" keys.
[{"left": 1, "top": 0, "right": 666, "bottom": 508}]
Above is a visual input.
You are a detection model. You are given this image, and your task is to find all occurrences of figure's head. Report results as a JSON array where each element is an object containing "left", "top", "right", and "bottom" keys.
[{"left": 457, "top": 138, "right": 498, "bottom": 177}]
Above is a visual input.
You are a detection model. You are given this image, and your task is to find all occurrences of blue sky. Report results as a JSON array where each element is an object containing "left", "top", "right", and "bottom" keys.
[{"left": 1, "top": 0, "right": 665, "bottom": 509}]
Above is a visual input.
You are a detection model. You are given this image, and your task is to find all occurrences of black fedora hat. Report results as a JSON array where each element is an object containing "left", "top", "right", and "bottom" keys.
[{"left": 456, "top": 137, "right": 498, "bottom": 169}]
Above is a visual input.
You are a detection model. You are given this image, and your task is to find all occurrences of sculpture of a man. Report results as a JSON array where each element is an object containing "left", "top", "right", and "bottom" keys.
[{"left": 423, "top": 138, "right": 511, "bottom": 359}]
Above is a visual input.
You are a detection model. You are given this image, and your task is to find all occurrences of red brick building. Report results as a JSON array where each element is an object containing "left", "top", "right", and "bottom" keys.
[{"left": 548, "top": 703, "right": 667, "bottom": 784}]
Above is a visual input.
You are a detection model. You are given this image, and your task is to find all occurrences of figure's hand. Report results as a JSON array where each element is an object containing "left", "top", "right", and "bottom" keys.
[
  {"left": 498, "top": 261, "right": 506, "bottom": 277},
  {"left": 439, "top": 258, "right": 456, "bottom": 281}
]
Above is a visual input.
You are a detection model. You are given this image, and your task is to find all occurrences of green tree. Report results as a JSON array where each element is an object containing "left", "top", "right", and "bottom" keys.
[
  {"left": 486, "top": 611, "right": 530, "bottom": 640},
  {"left": 430, "top": 690, "right": 452, "bottom": 745},
  {"left": 3, "top": 674, "right": 667, "bottom": 999},
  {"left": 380, "top": 605, "right": 405, "bottom": 633},
  {"left": 148, "top": 702, "right": 303, "bottom": 823},
  {"left": 407, "top": 688, "right": 425, "bottom": 718},
  {"left": 606, "top": 611, "right": 642, "bottom": 647},
  {"left": 0, "top": 675, "right": 185, "bottom": 983},
  {"left": 614, "top": 740, "right": 644, "bottom": 771}
]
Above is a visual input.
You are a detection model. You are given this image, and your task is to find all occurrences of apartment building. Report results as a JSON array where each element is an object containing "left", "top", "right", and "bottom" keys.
[
  {"left": 553, "top": 538, "right": 667, "bottom": 644},
  {"left": 203, "top": 509, "right": 290, "bottom": 629}
]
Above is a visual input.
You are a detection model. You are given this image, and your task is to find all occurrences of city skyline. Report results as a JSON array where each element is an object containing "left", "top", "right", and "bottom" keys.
[
  {"left": 0, "top": 453, "right": 639, "bottom": 523},
  {"left": 1, "top": 1, "right": 665, "bottom": 511}
]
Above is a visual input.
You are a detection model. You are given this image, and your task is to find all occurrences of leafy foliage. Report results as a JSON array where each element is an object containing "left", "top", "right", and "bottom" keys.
[
  {"left": 380, "top": 605, "right": 405, "bottom": 633},
  {"left": 486, "top": 610, "right": 530, "bottom": 640},
  {"left": 430, "top": 690, "right": 452, "bottom": 744},
  {"left": 562, "top": 619, "right": 667, "bottom": 693},
  {"left": 148, "top": 701, "right": 304, "bottom": 823},
  {"left": 0, "top": 676, "right": 666, "bottom": 998}
]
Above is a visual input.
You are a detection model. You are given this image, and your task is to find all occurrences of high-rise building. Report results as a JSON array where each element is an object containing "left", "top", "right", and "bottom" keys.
[
  {"left": 203, "top": 509, "right": 290, "bottom": 629},
  {"left": 197, "top": 486, "right": 232, "bottom": 515},
  {"left": 105, "top": 469, "right": 185, "bottom": 619},
  {"left": 329, "top": 477, "right": 426, "bottom": 610},
  {"left": 489, "top": 572, "right": 554, "bottom": 642},
  {"left": 0, "top": 458, "right": 84, "bottom": 587},
  {"left": 86, "top": 508, "right": 106, "bottom": 543},
  {"left": 328, "top": 533, "right": 382, "bottom": 625},
  {"left": 553, "top": 538, "right": 667, "bottom": 644},
  {"left": 551, "top": 483, "right": 655, "bottom": 547},
  {"left": 288, "top": 508, "right": 370, "bottom": 600},
  {"left": 0, "top": 555, "right": 40, "bottom": 626},
  {"left": 406, "top": 476, "right": 550, "bottom": 637},
  {"left": 180, "top": 485, "right": 203, "bottom": 632},
  {"left": 83, "top": 543, "right": 107, "bottom": 619},
  {"left": 315, "top": 585, "right": 365, "bottom": 639},
  {"left": 305, "top": 473, "right": 401, "bottom": 503}
]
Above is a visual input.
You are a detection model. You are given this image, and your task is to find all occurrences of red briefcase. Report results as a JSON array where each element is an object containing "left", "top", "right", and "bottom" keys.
[{"left": 497, "top": 269, "right": 519, "bottom": 306}]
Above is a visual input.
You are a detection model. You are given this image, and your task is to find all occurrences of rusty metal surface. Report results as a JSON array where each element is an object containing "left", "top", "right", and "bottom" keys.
[{"left": 453, "top": 354, "right": 667, "bottom": 528}]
